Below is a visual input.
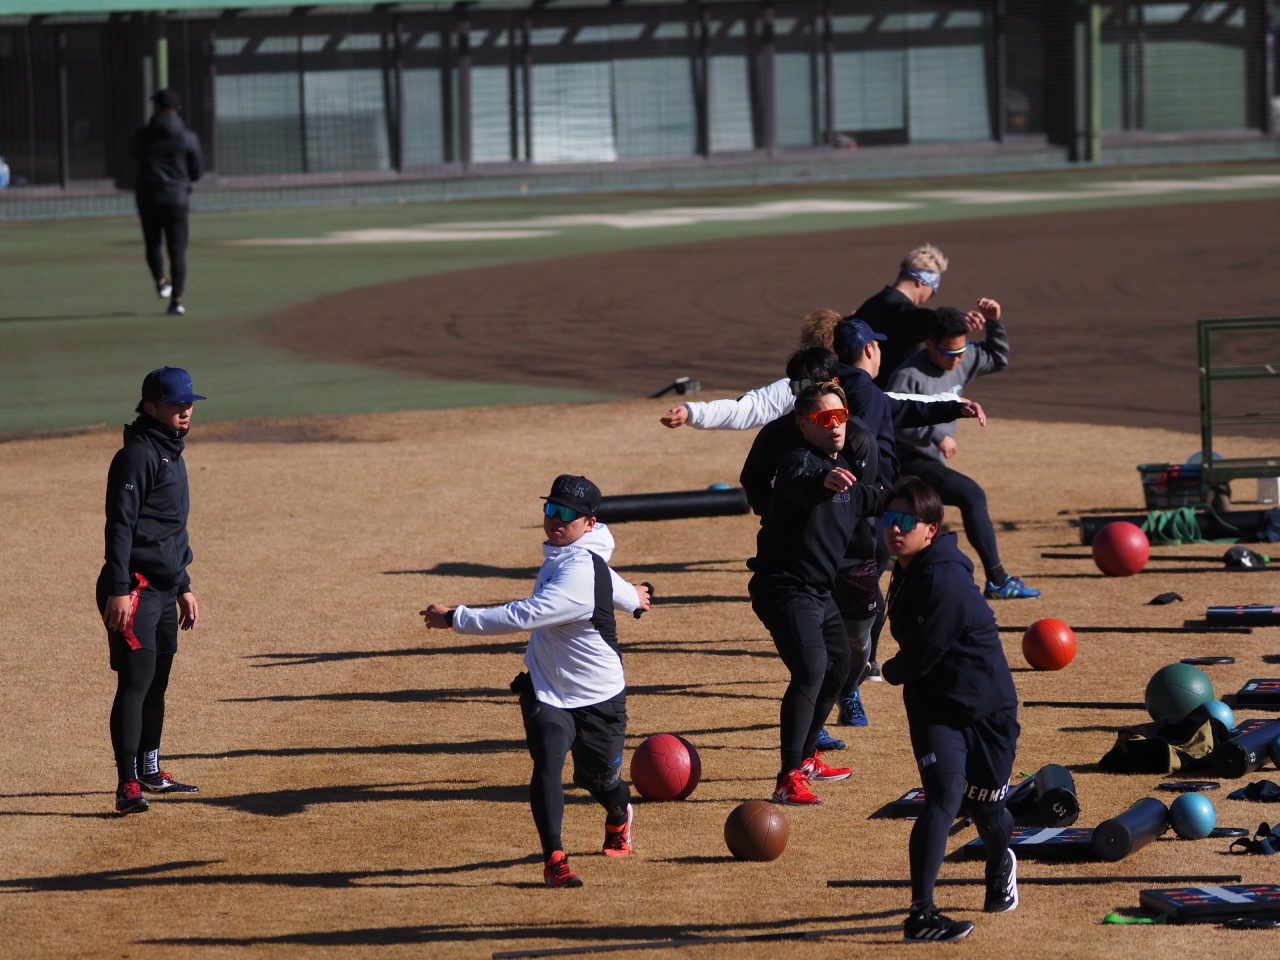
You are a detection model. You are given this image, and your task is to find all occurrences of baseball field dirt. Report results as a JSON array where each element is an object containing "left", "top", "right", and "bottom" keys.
[
  {"left": 3, "top": 397, "right": 1280, "bottom": 959},
  {"left": 271, "top": 196, "right": 1280, "bottom": 436}
]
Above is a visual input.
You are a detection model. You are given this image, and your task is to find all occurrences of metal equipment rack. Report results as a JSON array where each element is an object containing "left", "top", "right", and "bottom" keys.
[{"left": 1198, "top": 317, "right": 1280, "bottom": 485}]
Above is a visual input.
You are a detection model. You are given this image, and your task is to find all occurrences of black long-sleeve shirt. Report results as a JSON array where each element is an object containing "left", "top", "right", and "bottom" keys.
[
  {"left": 853, "top": 286, "right": 938, "bottom": 388},
  {"left": 882, "top": 533, "right": 1018, "bottom": 725},
  {"left": 102, "top": 416, "right": 193, "bottom": 595},
  {"left": 747, "top": 441, "right": 882, "bottom": 594}
]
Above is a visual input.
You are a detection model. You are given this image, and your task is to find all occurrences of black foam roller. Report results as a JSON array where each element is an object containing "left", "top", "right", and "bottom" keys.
[
  {"left": 595, "top": 488, "right": 750, "bottom": 523},
  {"left": 1034, "top": 764, "right": 1079, "bottom": 827},
  {"left": 1212, "top": 719, "right": 1280, "bottom": 779},
  {"left": 1091, "top": 798, "right": 1169, "bottom": 862}
]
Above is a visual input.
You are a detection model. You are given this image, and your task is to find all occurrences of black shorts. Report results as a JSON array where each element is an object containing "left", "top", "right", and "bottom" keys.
[
  {"left": 516, "top": 673, "right": 628, "bottom": 793},
  {"left": 96, "top": 569, "right": 180, "bottom": 670},
  {"left": 833, "top": 558, "right": 881, "bottom": 624},
  {"left": 908, "top": 707, "right": 1020, "bottom": 808}
]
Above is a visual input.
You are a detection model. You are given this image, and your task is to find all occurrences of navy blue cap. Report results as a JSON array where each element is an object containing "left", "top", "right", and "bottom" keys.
[
  {"left": 152, "top": 88, "right": 181, "bottom": 109},
  {"left": 141, "top": 367, "right": 206, "bottom": 404},
  {"left": 834, "top": 318, "right": 888, "bottom": 355}
]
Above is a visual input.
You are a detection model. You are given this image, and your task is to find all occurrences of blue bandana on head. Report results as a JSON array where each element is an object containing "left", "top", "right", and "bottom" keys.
[{"left": 903, "top": 267, "right": 941, "bottom": 291}]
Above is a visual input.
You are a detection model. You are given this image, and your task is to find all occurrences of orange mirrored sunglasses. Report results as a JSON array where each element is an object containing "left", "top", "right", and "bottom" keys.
[{"left": 799, "top": 407, "right": 849, "bottom": 429}]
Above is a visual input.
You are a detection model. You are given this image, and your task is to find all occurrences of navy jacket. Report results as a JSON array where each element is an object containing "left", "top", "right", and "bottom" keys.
[
  {"left": 102, "top": 416, "right": 194, "bottom": 596},
  {"left": 853, "top": 286, "right": 938, "bottom": 388},
  {"left": 132, "top": 111, "right": 203, "bottom": 206},
  {"left": 748, "top": 441, "right": 881, "bottom": 594},
  {"left": 882, "top": 533, "right": 1018, "bottom": 725},
  {"left": 840, "top": 364, "right": 965, "bottom": 487}
]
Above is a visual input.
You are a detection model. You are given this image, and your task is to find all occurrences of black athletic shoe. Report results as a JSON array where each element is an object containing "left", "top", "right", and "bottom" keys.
[
  {"left": 903, "top": 904, "right": 974, "bottom": 944},
  {"left": 138, "top": 770, "right": 199, "bottom": 794},
  {"left": 167, "top": 300, "right": 185, "bottom": 316},
  {"left": 984, "top": 849, "right": 1018, "bottom": 913},
  {"left": 115, "top": 778, "right": 150, "bottom": 814}
]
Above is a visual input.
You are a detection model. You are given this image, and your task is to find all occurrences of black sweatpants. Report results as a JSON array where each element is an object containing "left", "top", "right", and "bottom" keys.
[
  {"left": 907, "top": 708, "right": 1020, "bottom": 904},
  {"left": 900, "top": 453, "right": 1004, "bottom": 583},
  {"left": 137, "top": 199, "right": 190, "bottom": 299},
  {"left": 96, "top": 569, "right": 180, "bottom": 784},
  {"left": 750, "top": 582, "right": 852, "bottom": 777},
  {"left": 515, "top": 673, "right": 630, "bottom": 859}
]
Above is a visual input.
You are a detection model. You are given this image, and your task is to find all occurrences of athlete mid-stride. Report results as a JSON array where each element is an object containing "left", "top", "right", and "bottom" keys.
[
  {"left": 98, "top": 367, "right": 205, "bottom": 814},
  {"left": 420, "top": 475, "right": 652, "bottom": 888}
]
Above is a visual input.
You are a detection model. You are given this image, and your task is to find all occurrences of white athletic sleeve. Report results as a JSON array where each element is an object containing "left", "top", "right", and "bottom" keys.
[
  {"left": 452, "top": 558, "right": 593, "bottom": 634},
  {"left": 609, "top": 568, "right": 640, "bottom": 614},
  {"left": 683, "top": 378, "right": 796, "bottom": 430}
]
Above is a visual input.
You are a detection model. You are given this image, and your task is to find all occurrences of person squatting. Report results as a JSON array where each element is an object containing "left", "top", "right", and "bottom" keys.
[{"left": 420, "top": 474, "right": 652, "bottom": 889}]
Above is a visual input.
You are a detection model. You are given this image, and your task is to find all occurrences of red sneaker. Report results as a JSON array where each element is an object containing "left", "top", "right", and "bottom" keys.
[
  {"left": 602, "top": 803, "right": 633, "bottom": 857},
  {"left": 114, "top": 778, "right": 149, "bottom": 815},
  {"left": 802, "top": 751, "right": 852, "bottom": 781},
  {"left": 543, "top": 851, "right": 584, "bottom": 888},
  {"left": 772, "top": 769, "right": 823, "bottom": 805}
]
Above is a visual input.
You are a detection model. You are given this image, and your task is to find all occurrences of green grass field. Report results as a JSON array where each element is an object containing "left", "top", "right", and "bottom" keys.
[{"left": 4, "top": 162, "right": 1280, "bottom": 435}]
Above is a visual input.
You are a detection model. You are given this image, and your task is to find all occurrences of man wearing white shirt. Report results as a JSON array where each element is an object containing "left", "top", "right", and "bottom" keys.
[{"left": 421, "top": 475, "right": 651, "bottom": 889}]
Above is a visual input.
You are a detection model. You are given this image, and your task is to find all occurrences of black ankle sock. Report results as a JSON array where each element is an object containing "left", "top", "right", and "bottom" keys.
[
  {"left": 986, "top": 565, "right": 1007, "bottom": 586},
  {"left": 115, "top": 752, "right": 137, "bottom": 784}
]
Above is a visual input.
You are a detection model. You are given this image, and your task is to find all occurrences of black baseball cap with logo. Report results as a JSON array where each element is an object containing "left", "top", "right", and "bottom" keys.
[{"left": 542, "top": 474, "right": 602, "bottom": 517}]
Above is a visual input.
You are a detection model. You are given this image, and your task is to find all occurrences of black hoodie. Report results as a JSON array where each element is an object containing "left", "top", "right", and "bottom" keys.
[
  {"left": 748, "top": 439, "right": 882, "bottom": 594},
  {"left": 882, "top": 533, "right": 1017, "bottom": 725},
  {"left": 131, "top": 111, "right": 203, "bottom": 206},
  {"left": 102, "top": 416, "right": 193, "bottom": 596}
]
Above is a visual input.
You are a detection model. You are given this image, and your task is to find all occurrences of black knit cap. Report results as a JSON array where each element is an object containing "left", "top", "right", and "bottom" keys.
[{"left": 542, "top": 474, "right": 602, "bottom": 517}]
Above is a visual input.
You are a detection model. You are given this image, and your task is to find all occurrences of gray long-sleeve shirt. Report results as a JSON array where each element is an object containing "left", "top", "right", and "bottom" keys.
[{"left": 884, "top": 319, "right": 1009, "bottom": 462}]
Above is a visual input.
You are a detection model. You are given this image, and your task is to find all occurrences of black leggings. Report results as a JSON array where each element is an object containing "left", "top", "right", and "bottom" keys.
[
  {"left": 907, "top": 715, "right": 1017, "bottom": 904},
  {"left": 752, "top": 587, "right": 852, "bottom": 776},
  {"left": 109, "top": 649, "right": 174, "bottom": 783},
  {"left": 138, "top": 201, "right": 190, "bottom": 298},
  {"left": 900, "top": 455, "right": 1003, "bottom": 582},
  {"left": 519, "top": 684, "right": 630, "bottom": 859}
]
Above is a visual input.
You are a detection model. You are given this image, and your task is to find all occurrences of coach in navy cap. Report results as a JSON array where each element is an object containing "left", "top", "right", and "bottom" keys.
[{"left": 96, "top": 366, "right": 207, "bottom": 814}]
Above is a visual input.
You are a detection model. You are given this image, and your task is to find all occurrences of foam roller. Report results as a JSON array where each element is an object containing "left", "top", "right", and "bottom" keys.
[{"left": 596, "top": 488, "right": 750, "bottom": 523}]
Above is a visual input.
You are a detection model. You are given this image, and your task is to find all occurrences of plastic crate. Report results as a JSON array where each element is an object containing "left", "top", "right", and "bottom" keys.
[{"left": 1137, "top": 463, "right": 1209, "bottom": 509}]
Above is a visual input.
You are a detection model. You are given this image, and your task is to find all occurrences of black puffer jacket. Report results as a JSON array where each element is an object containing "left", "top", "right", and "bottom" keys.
[
  {"left": 131, "top": 111, "right": 203, "bottom": 206},
  {"left": 102, "top": 416, "right": 193, "bottom": 595},
  {"left": 882, "top": 533, "right": 1017, "bottom": 725}
]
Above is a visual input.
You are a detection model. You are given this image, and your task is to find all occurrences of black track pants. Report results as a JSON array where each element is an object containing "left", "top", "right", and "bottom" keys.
[
  {"left": 751, "top": 585, "right": 852, "bottom": 776},
  {"left": 138, "top": 200, "right": 190, "bottom": 298},
  {"left": 517, "top": 677, "right": 630, "bottom": 859},
  {"left": 900, "top": 454, "right": 1003, "bottom": 582}
]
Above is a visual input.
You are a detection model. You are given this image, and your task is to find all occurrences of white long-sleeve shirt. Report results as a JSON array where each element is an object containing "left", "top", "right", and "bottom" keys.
[
  {"left": 682, "top": 376, "right": 949, "bottom": 431},
  {"left": 451, "top": 523, "right": 640, "bottom": 709}
]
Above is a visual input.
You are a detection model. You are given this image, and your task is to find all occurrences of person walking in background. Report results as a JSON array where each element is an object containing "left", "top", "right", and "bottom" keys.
[
  {"left": 132, "top": 88, "right": 203, "bottom": 317},
  {"left": 885, "top": 301, "right": 1039, "bottom": 600},
  {"left": 98, "top": 367, "right": 205, "bottom": 814}
]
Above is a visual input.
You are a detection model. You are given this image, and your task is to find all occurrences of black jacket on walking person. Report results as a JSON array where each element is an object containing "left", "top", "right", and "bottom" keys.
[
  {"left": 131, "top": 110, "right": 203, "bottom": 207},
  {"left": 882, "top": 532, "right": 1017, "bottom": 725},
  {"left": 102, "top": 415, "right": 194, "bottom": 597}
]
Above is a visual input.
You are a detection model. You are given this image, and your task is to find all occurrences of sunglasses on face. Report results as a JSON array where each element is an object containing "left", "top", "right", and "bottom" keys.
[
  {"left": 933, "top": 341, "right": 969, "bottom": 358},
  {"left": 882, "top": 510, "right": 920, "bottom": 532},
  {"left": 544, "top": 503, "right": 584, "bottom": 523},
  {"left": 799, "top": 407, "right": 849, "bottom": 429}
]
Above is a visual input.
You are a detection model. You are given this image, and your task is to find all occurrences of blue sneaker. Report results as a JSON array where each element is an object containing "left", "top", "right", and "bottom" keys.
[
  {"left": 815, "top": 727, "right": 845, "bottom": 751},
  {"left": 984, "top": 574, "right": 1040, "bottom": 600},
  {"left": 837, "top": 689, "right": 869, "bottom": 727}
]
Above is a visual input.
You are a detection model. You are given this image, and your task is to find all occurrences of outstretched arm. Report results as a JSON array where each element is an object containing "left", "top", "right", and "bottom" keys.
[{"left": 663, "top": 379, "right": 795, "bottom": 431}]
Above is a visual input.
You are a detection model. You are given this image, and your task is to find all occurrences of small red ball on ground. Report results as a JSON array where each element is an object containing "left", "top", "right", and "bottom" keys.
[
  {"left": 1022, "top": 618, "right": 1077, "bottom": 670},
  {"left": 1092, "top": 521, "right": 1150, "bottom": 577},
  {"left": 724, "top": 800, "right": 789, "bottom": 861},
  {"left": 629, "top": 734, "right": 701, "bottom": 801}
]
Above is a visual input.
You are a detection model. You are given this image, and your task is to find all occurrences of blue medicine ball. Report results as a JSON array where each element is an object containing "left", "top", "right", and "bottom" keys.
[
  {"left": 1169, "top": 792, "right": 1216, "bottom": 840},
  {"left": 707, "top": 482, "right": 732, "bottom": 491},
  {"left": 1202, "top": 699, "right": 1235, "bottom": 730},
  {"left": 1269, "top": 735, "right": 1280, "bottom": 770}
]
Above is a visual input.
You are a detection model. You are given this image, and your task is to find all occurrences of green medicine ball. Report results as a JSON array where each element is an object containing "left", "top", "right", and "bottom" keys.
[{"left": 1145, "top": 663, "right": 1215, "bottom": 721}]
